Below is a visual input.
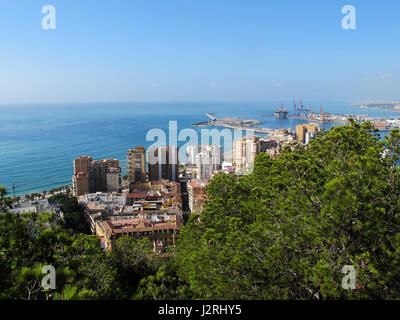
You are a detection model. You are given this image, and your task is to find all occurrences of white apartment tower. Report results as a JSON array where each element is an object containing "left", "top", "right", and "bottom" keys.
[{"left": 232, "top": 135, "right": 260, "bottom": 168}]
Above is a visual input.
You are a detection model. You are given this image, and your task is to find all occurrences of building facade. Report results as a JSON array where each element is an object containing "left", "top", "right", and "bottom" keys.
[
  {"left": 296, "top": 123, "right": 319, "bottom": 144},
  {"left": 187, "top": 179, "right": 209, "bottom": 213},
  {"left": 72, "top": 156, "right": 122, "bottom": 196},
  {"left": 72, "top": 156, "right": 91, "bottom": 197},
  {"left": 96, "top": 215, "right": 181, "bottom": 251},
  {"left": 186, "top": 145, "right": 222, "bottom": 179},
  {"left": 127, "top": 146, "right": 146, "bottom": 183},
  {"left": 148, "top": 146, "right": 179, "bottom": 181},
  {"left": 106, "top": 167, "right": 122, "bottom": 192},
  {"left": 232, "top": 135, "right": 260, "bottom": 168}
]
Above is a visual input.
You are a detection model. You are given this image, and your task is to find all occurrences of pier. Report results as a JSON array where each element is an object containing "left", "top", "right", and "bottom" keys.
[
  {"left": 192, "top": 113, "right": 263, "bottom": 128},
  {"left": 192, "top": 113, "right": 292, "bottom": 136}
]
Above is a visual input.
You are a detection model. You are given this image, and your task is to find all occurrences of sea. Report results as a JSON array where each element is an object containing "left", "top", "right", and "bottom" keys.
[{"left": 1, "top": 101, "right": 399, "bottom": 196}]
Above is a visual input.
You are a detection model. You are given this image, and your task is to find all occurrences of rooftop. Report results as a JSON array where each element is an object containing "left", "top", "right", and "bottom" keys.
[
  {"left": 100, "top": 215, "right": 180, "bottom": 236},
  {"left": 188, "top": 180, "right": 209, "bottom": 188}
]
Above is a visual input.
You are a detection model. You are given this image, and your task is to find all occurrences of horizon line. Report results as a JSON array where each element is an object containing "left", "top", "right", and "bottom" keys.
[{"left": 0, "top": 99, "right": 355, "bottom": 106}]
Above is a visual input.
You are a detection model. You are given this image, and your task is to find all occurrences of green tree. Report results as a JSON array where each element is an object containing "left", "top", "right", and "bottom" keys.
[
  {"left": 107, "top": 236, "right": 159, "bottom": 299},
  {"left": 176, "top": 122, "right": 400, "bottom": 299},
  {"left": 137, "top": 256, "right": 192, "bottom": 300},
  {"left": 0, "top": 211, "right": 117, "bottom": 300},
  {"left": 0, "top": 185, "right": 12, "bottom": 212},
  {"left": 51, "top": 194, "right": 88, "bottom": 234}
]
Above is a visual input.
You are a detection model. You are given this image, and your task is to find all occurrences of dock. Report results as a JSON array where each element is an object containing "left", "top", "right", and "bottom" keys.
[
  {"left": 192, "top": 113, "right": 291, "bottom": 136},
  {"left": 192, "top": 113, "right": 263, "bottom": 128}
]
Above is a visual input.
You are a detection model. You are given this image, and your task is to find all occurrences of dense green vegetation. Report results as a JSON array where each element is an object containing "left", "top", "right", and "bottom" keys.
[
  {"left": 0, "top": 186, "right": 12, "bottom": 212},
  {"left": 0, "top": 210, "right": 160, "bottom": 299},
  {"left": 1, "top": 121, "right": 400, "bottom": 299},
  {"left": 50, "top": 194, "right": 89, "bottom": 234},
  {"left": 176, "top": 121, "right": 400, "bottom": 299}
]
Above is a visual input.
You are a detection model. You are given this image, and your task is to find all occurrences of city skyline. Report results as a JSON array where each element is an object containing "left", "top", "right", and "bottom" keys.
[
  {"left": 2, "top": 1, "right": 400, "bottom": 304},
  {"left": 0, "top": 0, "right": 399, "bottom": 104}
]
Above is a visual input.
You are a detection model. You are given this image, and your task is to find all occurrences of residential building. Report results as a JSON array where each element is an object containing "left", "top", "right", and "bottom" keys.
[
  {"left": 96, "top": 215, "right": 182, "bottom": 251},
  {"left": 186, "top": 145, "right": 202, "bottom": 166},
  {"left": 232, "top": 135, "right": 260, "bottom": 168},
  {"left": 127, "top": 146, "right": 146, "bottom": 183},
  {"left": 186, "top": 145, "right": 222, "bottom": 179},
  {"left": 260, "top": 139, "right": 281, "bottom": 158},
  {"left": 195, "top": 152, "right": 211, "bottom": 179},
  {"left": 187, "top": 145, "right": 222, "bottom": 167},
  {"left": 128, "top": 180, "right": 182, "bottom": 210},
  {"left": 187, "top": 179, "right": 209, "bottom": 213},
  {"left": 72, "top": 156, "right": 122, "bottom": 196},
  {"left": 148, "top": 146, "right": 179, "bottom": 181},
  {"left": 80, "top": 180, "right": 183, "bottom": 235},
  {"left": 73, "top": 155, "right": 91, "bottom": 174},
  {"left": 72, "top": 156, "right": 91, "bottom": 197},
  {"left": 106, "top": 167, "right": 122, "bottom": 193},
  {"left": 10, "top": 198, "right": 63, "bottom": 219},
  {"left": 89, "top": 159, "right": 120, "bottom": 193},
  {"left": 79, "top": 192, "right": 127, "bottom": 210},
  {"left": 73, "top": 172, "right": 89, "bottom": 197}
]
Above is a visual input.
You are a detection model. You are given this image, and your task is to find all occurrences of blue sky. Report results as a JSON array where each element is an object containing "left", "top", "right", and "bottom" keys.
[{"left": 0, "top": 0, "right": 399, "bottom": 104}]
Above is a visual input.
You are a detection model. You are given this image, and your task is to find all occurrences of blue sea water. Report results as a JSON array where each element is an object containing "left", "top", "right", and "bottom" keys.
[{"left": 0, "top": 101, "right": 398, "bottom": 195}]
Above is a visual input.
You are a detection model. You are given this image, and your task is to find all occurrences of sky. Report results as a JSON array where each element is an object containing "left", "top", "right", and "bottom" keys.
[{"left": 0, "top": 0, "right": 399, "bottom": 104}]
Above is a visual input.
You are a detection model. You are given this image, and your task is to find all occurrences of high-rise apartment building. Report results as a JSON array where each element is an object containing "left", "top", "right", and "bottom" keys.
[
  {"left": 89, "top": 159, "right": 120, "bottom": 193},
  {"left": 106, "top": 167, "right": 122, "bottom": 193},
  {"left": 73, "top": 156, "right": 92, "bottom": 175},
  {"left": 72, "top": 156, "right": 92, "bottom": 197},
  {"left": 73, "top": 172, "right": 89, "bottom": 197},
  {"left": 232, "top": 135, "right": 260, "bottom": 168},
  {"left": 72, "top": 157, "right": 121, "bottom": 196},
  {"left": 127, "top": 147, "right": 146, "bottom": 183},
  {"left": 148, "top": 146, "right": 179, "bottom": 181},
  {"left": 186, "top": 145, "right": 202, "bottom": 166},
  {"left": 208, "top": 145, "right": 223, "bottom": 169},
  {"left": 186, "top": 145, "right": 222, "bottom": 167},
  {"left": 186, "top": 144, "right": 222, "bottom": 179},
  {"left": 195, "top": 152, "right": 211, "bottom": 180}
]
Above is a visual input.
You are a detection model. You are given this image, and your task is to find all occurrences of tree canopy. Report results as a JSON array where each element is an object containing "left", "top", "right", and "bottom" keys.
[
  {"left": 176, "top": 121, "right": 400, "bottom": 299},
  {"left": 0, "top": 211, "right": 159, "bottom": 299}
]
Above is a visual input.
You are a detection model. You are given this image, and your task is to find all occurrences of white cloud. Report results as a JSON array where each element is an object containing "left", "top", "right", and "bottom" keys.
[
  {"left": 361, "top": 77, "right": 371, "bottom": 83},
  {"left": 209, "top": 82, "right": 216, "bottom": 88},
  {"left": 379, "top": 73, "right": 392, "bottom": 80},
  {"left": 275, "top": 80, "right": 285, "bottom": 87},
  {"left": 362, "top": 73, "right": 392, "bottom": 83}
]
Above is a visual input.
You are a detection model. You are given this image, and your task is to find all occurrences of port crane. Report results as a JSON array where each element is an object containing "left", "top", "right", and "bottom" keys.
[
  {"left": 293, "top": 99, "right": 311, "bottom": 113},
  {"left": 293, "top": 99, "right": 301, "bottom": 113},
  {"left": 300, "top": 99, "right": 311, "bottom": 113}
]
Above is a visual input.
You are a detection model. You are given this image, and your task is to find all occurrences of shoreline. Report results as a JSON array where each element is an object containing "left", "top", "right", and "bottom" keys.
[{"left": 353, "top": 104, "right": 400, "bottom": 112}]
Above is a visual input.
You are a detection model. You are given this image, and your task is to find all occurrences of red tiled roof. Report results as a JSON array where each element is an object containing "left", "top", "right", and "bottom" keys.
[
  {"left": 87, "top": 204, "right": 107, "bottom": 211},
  {"left": 100, "top": 217, "right": 180, "bottom": 236},
  {"left": 188, "top": 180, "right": 209, "bottom": 188},
  {"left": 126, "top": 192, "right": 160, "bottom": 199}
]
